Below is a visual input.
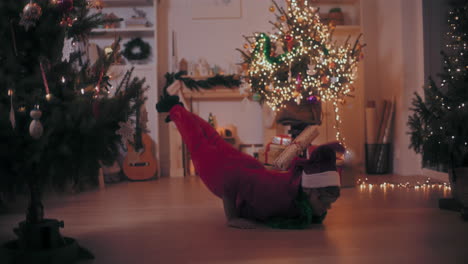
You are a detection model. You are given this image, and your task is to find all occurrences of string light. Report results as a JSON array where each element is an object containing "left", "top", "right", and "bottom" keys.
[{"left": 356, "top": 178, "right": 452, "bottom": 192}]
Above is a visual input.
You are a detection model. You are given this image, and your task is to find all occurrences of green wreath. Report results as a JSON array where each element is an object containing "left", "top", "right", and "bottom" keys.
[{"left": 123, "top": 38, "right": 151, "bottom": 61}]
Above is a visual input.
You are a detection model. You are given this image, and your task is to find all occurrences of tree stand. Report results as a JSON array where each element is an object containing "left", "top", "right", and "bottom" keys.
[
  {"left": 0, "top": 185, "right": 94, "bottom": 264},
  {"left": 438, "top": 167, "right": 468, "bottom": 221}
]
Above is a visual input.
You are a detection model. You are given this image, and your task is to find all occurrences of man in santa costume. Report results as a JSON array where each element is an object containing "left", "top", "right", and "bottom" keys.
[{"left": 157, "top": 95, "right": 342, "bottom": 229}]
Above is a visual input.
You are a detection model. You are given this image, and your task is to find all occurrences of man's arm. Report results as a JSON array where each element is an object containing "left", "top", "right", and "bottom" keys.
[{"left": 222, "top": 194, "right": 258, "bottom": 229}]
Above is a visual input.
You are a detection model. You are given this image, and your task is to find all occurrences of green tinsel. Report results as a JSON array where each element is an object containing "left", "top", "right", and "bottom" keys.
[
  {"left": 163, "top": 71, "right": 241, "bottom": 96},
  {"left": 265, "top": 188, "right": 325, "bottom": 229}
]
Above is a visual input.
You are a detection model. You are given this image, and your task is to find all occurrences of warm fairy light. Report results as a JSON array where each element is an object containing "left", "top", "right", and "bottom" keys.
[
  {"left": 81, "top": 89, "right": 85, "bottom": 95},
  {"left": 45, "top": 93, "right": 52, "bottom": 101},
  {"left": 61, "top": 76, "right": 66, "bottom": 83},
  {"left": 8, "top": 89, "right": 13, "bottom": 96},
  {"left": 356, "top": 178, "right": 452, "bottom": 192},
  {"left": 241, "top": 0, "right": 364, "bottom": 145}
]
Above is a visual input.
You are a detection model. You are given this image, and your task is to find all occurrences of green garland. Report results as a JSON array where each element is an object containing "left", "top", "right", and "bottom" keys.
[
  {"left": 163, "top": 71, "right": 241, "bottom": 96},
  {"left": 123, "top": 37, "right": 151, "bottom": 61}
]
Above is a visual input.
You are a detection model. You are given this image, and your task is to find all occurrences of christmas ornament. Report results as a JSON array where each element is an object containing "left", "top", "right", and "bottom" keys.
[
  {"left": 252, "top": 93, "right": 261, "bottom": 102},
  {"left": 116, "top": 120, "right": 135, "bottom": 145},
  {"left": 29, "top": 107, "right": 43, "bottom": 139},
  {"left": 19, "top": 2, "right": 42, "bottom": 31},
  {"left": 321, "top": 75, "right": 329, "bottom": 84},
  {"left": 307, "top": 95, "right": 318, "bottom": 103},
  {"left": 292, "top": 91, "right": 300, "bottom": 98},
  {"left": 296, "top": 73, "right": 302, "bottom": 90},
  {"left": 275, "top": 40, "right": 284, "bottom": 55},
  {"left": 297, "top": 17, "right": 304, "bottom": 23},
  {"left": 269, "top": 6, "right": 275, "bottom": 12},
  {"left": 285, "top": 34, "right": 294, "bottom": 51},
  {"left": 280, "top": 15, "right": 287, "bottom": 22},
  {"left": 267, "top": 83, "right": 274, "bottom": 91},
  {"left": 62, "top": 38, "right": 74, "bottom": 62},
  {"left": 60, "top": 16, "right": 74, "bottom": 27},
  {"left": 250, "top": 43, "right": 256, "bottom": 49},
  {"left": 331, "top": 77, "right": 338, "bottom": 83},
  {"left": 243, "top": 43, "right": 249, "bottom": 49},
  {"left": 307, "top": 64, "right": 317, "bottom": 75},
  {"left": 8, "top": 89, "right": 15, "bottom": 129}
]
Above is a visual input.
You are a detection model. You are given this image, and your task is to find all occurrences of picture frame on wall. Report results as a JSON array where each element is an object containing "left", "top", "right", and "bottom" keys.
[{"left": 191, "top": 0, "right": 242, "bottom": 20}]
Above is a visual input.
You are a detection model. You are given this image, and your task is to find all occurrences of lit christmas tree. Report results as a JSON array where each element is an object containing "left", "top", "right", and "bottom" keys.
[
  {"left": 408, "top": 1, "right": 468, "bottom": 219},
  {"left": 0, "top": 0, "right": 145, "bottom": 260},
  {"left": 238, "top": 0, "right": 365, "bottom": 142},
  {"left": 408, "top": 2, "right": 468, "bottom": 170}
]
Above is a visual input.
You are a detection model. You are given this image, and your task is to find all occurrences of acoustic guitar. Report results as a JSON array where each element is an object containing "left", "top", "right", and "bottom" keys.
[{"left": 123, "top": 102, "right": 158, "bottom": 181}]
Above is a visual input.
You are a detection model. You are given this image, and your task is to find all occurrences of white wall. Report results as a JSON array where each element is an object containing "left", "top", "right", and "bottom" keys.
[
  {"left": 162, "top": 0, "right": 289, "bottom": 146},
  {"left": 361, "top": 0, "right": 425, "bottom": 176}
]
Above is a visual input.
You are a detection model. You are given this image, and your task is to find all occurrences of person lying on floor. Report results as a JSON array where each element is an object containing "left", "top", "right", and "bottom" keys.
[{"left": 156, "top": 95, "right": 344, "bottom": 229}]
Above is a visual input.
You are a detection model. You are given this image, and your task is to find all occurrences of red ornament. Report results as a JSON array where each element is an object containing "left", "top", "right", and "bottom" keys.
[
  {"left": 285, "top": 35, "right": 294, "bottom": 51},
  {"left": 321, "top": 75, "right": 329, "bottom": 84},
  {"left": 60, "top": 16, "right": 74, "bottom": 27}
]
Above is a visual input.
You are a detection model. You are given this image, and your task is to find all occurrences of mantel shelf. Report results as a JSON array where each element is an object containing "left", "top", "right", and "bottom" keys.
[
  {"left": 91, "top": 27, "right": 155, "bottom": 34},
  {"left": 182, "top": 87, "right": 243, "bottom": 100}
]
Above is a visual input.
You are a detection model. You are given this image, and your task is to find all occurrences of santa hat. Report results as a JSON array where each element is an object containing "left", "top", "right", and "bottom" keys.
[{"left": 300, "top": 143, "right": 342, "bottom": 188}]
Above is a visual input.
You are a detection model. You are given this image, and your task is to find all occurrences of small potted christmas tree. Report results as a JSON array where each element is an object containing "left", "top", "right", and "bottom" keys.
[{"left": 408, "top": 2, "right": 468, "bottom": 220}]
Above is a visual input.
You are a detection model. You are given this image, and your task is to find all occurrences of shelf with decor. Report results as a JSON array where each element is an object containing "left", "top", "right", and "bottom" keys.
[{"left": 88, "top": 0, "right": 160, "bottom": 177}]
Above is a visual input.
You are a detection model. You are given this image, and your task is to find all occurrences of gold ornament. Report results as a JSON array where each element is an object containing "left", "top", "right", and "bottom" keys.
[
  {"left": 244, "top": 43, "right": 249, "bottom": 49},
  {"left": 19, "top": 2, "right": 43, "bottom": 30},
  {"left": 251, "top": 43, "right": 256, "bottom": 49},
  {"left": 292, "top": 91, "right": 300, "bottom": 98},
  {"left": 269, "top": 6, "right": 275, "bottom": 12},
  {"left": 280, "top": 15, "right": 287, "bottom": 22},
  {"left": 297, "top": 17, "right": 304, "bottom": 23}
]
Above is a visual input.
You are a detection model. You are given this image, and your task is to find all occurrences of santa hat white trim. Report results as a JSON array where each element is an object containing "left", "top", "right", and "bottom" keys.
[{"left": 301, "top": 171, "right": 341, "bottom": 188}]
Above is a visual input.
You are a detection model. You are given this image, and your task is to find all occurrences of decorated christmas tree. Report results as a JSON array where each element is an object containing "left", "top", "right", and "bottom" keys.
[
  {"left": 0, "top": 0, "right": 145, "bottom": 261},
  {"left": 238, "top": 0, "right": 364, "bottom": 142},
  {"left": 408, "top": 2, "right": 468, "bottom": 170},
  {"left": 408, "top": 1, "right": 468, "bottom": 218}
]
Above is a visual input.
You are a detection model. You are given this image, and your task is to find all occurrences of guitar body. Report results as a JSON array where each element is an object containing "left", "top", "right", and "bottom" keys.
[{"left": 123, "top": 133, "right": 158, "bottom": 181}]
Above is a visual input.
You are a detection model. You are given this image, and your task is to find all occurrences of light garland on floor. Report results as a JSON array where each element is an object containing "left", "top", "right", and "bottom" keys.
[{"left": 356, "top": 178, "right": 452, "bottom": 191}]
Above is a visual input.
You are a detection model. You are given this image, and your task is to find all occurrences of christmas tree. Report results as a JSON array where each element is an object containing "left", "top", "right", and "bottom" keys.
[
  {"left": 408, "top": 2, "right": 468, "bottom": 170},
  {"left": 0, "top": 1, "right": 145, "bottom": 261},
  {"left": 238, "top": 0, "right": 364, "bottom": 142}
]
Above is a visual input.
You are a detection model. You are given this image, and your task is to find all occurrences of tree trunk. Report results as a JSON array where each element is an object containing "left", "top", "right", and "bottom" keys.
[{"left": 26, "top": 183, "right": 44, "bottom": 224}]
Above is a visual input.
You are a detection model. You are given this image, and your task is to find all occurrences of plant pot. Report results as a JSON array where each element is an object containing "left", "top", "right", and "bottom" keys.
[
  {"left": 449, "top": 167, "right": 468, "bottom": 207},
  {"left": 276, "top": 101, "right": 322, "bottom": 126}
]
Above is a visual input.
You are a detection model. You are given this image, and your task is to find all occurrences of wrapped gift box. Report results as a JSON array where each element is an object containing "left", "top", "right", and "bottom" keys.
[
  {"left": 257, "top": 143, "right": 286, "bottom": 165},
  {"left": 271, "top": 134, "right": 292, "bottom": 146}
]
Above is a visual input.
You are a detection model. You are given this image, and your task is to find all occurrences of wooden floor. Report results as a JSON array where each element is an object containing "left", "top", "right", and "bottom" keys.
[{"left": 1, "top": 176, "right": 468, "bottom": 264}]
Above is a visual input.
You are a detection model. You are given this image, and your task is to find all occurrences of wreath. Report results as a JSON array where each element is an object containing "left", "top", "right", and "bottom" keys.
[{"left": 123, "top": 38, "right": 151, "bottom": 61}]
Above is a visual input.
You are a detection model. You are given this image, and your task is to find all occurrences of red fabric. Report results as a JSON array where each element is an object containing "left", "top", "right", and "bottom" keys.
[{"left": 169, "top": 105, "right": 302, "bottom": 220}]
